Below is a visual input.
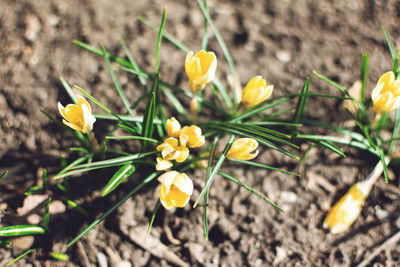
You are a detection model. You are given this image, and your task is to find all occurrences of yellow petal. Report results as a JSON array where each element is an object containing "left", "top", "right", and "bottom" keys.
[
  {"left": 167, "top": 117, "right": 181, "bottom": 138},
  {"left": 156, "top": 157, "right": 173, "bottom": 171}
]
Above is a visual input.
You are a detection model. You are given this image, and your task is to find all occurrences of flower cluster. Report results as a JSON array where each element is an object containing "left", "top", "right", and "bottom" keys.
[
  {"left": 371, "top": 71, "right": 400, "bottom": 115},
  {"left": 156, "top": 117, "right": 205, "bottom": 171}
]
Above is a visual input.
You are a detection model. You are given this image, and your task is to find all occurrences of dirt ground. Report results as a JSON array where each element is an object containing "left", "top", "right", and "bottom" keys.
[{"left": 1, "top": 0, "right": 400, "bottom": 266}]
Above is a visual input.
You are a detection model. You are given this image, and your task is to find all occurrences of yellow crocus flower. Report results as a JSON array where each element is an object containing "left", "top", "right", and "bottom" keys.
[
  {"left": 179, "top": 125, "right": 205, "bottom": 148},
  {"left": 156, "top": 137, "right": 189, "bottom": 162},
  {"left": 371, "top": 71, "right": 400, "bottom": 114},
  {"left": 226, "top": 138, "right": 259, "bottom": 160},
  {"left": 323, "top": 181, "right": 369, "bottom": 234},
  {"left": 155, "top": 157, "right": 173, "bottom": 171},
  {"left": 158, "top": 171, "right": 193, "bottom": 210},
  {"left": 166, "top": 117, "right": 181, "bottom": 138},
  {"left": 58, "top": 95, "right": 96, "bottom": 133},
  {"left": 185, "top": 50, "right": 217, "bottom": 92},
  {"left": 241, "top": 76, "right": 274, "bottom": 108}
]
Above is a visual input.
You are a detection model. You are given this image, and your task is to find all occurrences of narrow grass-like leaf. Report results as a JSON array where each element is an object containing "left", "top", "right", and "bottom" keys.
[
  {"left": 66, "top": 200, "right": 90, "bottom": 217},
  {"left": 119, "top": 37, "right": 148, "bottom": 91},
  {"left": 201, "top": 0, "right": 209, "bottom": 50},
  {"left": 203, "top": 136, "right": 218, "bottom": 240},
  {"left": 160, "top": 86, "right": 188, "bottom": 121},
  {"left": 229, "top": 159, "right": 299, "bottom": 176},
  {"left": 0, "top": 225, "right": 45, "bottom": 237},
  {"left": 197, "top": 0, "right": 240, "bottom": 105},
  {"left": 138, "top": 17, "right": 190, "bottom": 53},
  {"left": 0, "top": 170, "right": 7, "bottom": 181},
  {"left": 67, "top": 172, "right": 158, "bottom": 248},
  {"left": 147, "top": 199, "right": 161, "bottom": 234},
  {"left": 101, "top": 44, "right": 135, "bottom": 117},
  {"left": 382, "top": 25, "right": 395, "bottom": 60},
  {"left": 141, "top": 91, "right": 157, "bottom": 152},
  {"left": 317, "top": 140, "right": 346, "bottom": 157},
  {"left": 106, "top": 135, "right": 158, "bottom": 143},
  {"left": 73, "top": 40, "right": 132, "bottom": 68},
  {"left": 94, "top": 113, "right": 162, "bottom": 124},
  {"left": 7, "top": 249, "right": 36, "bottom": 266},
  {"left": 218, "top": 171, "right": 284, "bottom": 212},
  {"left": 389, "top": 108, "right": 400, "bottom": 154},
  {"left": 102, "top": 164, "right": 136, "bottom": 196},
  {"left": 360, "top": 53, "right": 369, "bottom": 103},
  {"left": 154, "top": 7, "right": 167, "bottom": 75},
  {"left": 313, "top": 71, "right": 350, "bottom": 97},
  {"left": 231, "top": 97, "right": 295, "bottom": 122},
  {"left": 55, "top": 156, "right": 89, "bottom": 178},
  {"left": 193, "top": 135, "right": 235, "bottom": 208},
  {"left": 43, "top": 197, "right": 51, "bottom": 231},
  {"left": 60, "top": 77, "right": 77, "bottom": 104},
  {"left": 292, "top": 77, "right": 310, "bottom": 133},
  {"left": 378, "top": 146, "right": 389, "bottom": 182}
]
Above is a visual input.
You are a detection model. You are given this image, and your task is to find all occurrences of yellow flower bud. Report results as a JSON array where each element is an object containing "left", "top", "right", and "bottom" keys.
[
  {"left": 323, "top": 181, "right": 370, "bottom": 234},
  {"left": 179, "top": 125, "right": 205, "bottom": 148},
  {"left": 58, "top": 95, "right": 96, "bottom": 133},
  {"left": 185, "top": 50, "right": 217, "bottom": 92},
  {"left": 155, "top": 157, "right": 173, "bottom": 171},
  {"left": 158, "top": 171, "right": 193, "bottom": 210},
  {"left": 226, "top": 138, "right": 259, "bottom": 160},
  {"left": 166, "top": 117, "right": 181, "bottom": 138},
  {"left": 371, "top": 71, "right": 400, "bottom": 115},
  {"left": 241, "top": 76, "right": 274, "bottom": 108}
]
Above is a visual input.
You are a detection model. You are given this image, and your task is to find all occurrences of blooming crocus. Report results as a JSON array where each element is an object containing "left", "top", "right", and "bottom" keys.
[
  {"left": 371, "top": 71, "right": 400, "bottom": 115},
  {"left": 156, "top": 137, "right": 189, "bottom": 162},
  {"left": 166, "top": 117, "right": 181, "bottom": 138},
  {"left": 185, "top": 50, "right": 217, "bottom": 92},
  {"left": 241, "top": 76, "right": 274, "bottom": 108},
  {"left": 58, "top": 95, "right": 96, "bottom": 133},
  {"left": 155, "top": 157, "right": 173, "bottom": 171},
  {"left": 226, "top": 138, "right": 259, "bottom": 160},
  {"left": 179, "top": 125, "right": 205, "bottom": 148},
  {"left": 158, "top": 171, "right": 193, "bottom": 210},
  {"left": 323, "top": 181, "right": 370, "bottom": 234}
]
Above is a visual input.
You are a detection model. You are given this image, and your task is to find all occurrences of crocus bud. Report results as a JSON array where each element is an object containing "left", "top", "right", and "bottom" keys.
[
  {"left": 58, "top": 95, "right": 96, "bottom": 133},
  {"left": 241, "top": 76, "right": 273, "bottom": 108},
  {"left": 166, "top": 117, "right": 181, "bottom": 138},
  {"left": 185, "top": 50, "right": 217, "bottom": 92},
  {"left": 226, "top": 138, "right": 259, "bottom": 160},
  {"left": 158, "top": 171, "right": 193, "bottom": 210},
  {"left": 179, "top": 125, "right": 205, "bottom": 148},
  {"left": 323, "top": 181, "right": 369, "bottom": 234},
  {"left": 371, "top": 71, "right": 400, "bottom": 115}
]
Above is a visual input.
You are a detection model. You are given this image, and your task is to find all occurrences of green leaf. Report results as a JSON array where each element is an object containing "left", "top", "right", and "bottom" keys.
[
  {"left": 147, "top": 199, "right": 161, "bottom": 234},
  {"left": 7, "top": 249, "right": 36, "bottom": 266},
  {"left": 218, "top": 171, "right": 284, "bottom": 212},
  {"left": 101, "top": 44, "right": 135, "bottom": 117},
  {"left": 292, "top": 77, "right": 310, "bottom": 133},
  {"left": 102, "top": 164, "right": 136, "bottom": 196},
  {"left": 0, "top": 225, "right": 45, "bottom": 237},
  {"left": 43, "top": 197, "right": 51, "bottom": 231},
  {"left": 141, "top": 90, "right": 157, "bottom": 152},
  {"left": 106, "top": 135, "right": 159, "bottom": 143},
  {"left": 229, "top": 159, "right": 299, "bottom": 176},
  {"left": 66, "top": 200, "right": 89, "bottom": 217},
  {"left": 360, "top": 53, "right": 369, "bottom": 103},
  {"left": 317, "top": 140, "right": 346, "bottom": 157},
  {"left": 67, "top": 172, "right": 158, "bottom": 248},
  {"left": 154, "top": 7, "right": 167, "bottom": 75},
  {"left": 60, "top": 77, "right": 77, "bottom": 104},
  {"left": 382, "top": 25, "right": 396, "bottom": 60},
  {"left": 194, "top": 135, "right": 235, "bottom": 208},
  {"left": 313, "top": 71, "right": 351, "bottom": 97}
]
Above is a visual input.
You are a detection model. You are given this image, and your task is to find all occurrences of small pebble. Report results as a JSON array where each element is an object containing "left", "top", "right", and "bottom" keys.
[
  {"left": 276, "top": 50, "right": 292, "bottom": 63},
  {"left": 280, "top": 191, "right": 298, "bottom": 203}
]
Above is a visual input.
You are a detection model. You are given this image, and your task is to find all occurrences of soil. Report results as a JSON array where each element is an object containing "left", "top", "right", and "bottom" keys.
[{"left": 1, "top": 0, "right": 400, "bottom": 266}]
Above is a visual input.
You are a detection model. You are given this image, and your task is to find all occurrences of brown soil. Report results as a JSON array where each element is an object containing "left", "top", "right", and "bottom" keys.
[{"left": 1, "top": 0, "right": 400, "bottom": 266}]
